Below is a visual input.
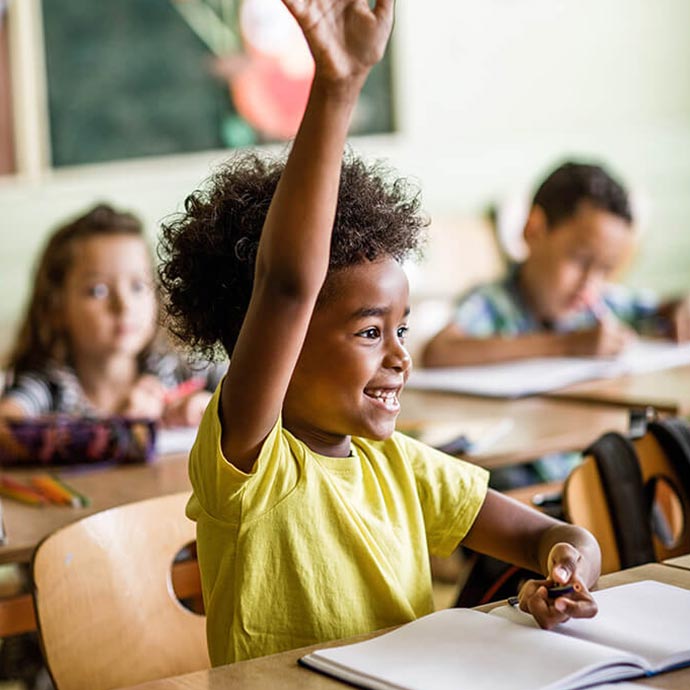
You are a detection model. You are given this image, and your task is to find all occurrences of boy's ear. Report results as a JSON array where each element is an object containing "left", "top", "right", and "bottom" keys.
[{"left": 523, "top": 205, "right": 549, "bottom": 249}]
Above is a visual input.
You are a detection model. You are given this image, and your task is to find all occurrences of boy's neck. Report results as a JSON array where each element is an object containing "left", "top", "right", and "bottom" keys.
[{"left": 283, "top": 415, "right": 353, "bottom": 458}]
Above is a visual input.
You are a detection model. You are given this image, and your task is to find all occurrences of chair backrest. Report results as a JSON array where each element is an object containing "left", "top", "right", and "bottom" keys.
[
  {"left": 32, "top": 491, "right": 209, "bottom": 690},
  {"left": 564, "top": 425, "right": 690, "bottom": 574}
]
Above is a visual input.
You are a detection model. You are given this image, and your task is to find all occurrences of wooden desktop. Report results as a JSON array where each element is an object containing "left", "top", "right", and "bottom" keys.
[{"left": 550, "top": 364, "right": 690, "bottom": 416}]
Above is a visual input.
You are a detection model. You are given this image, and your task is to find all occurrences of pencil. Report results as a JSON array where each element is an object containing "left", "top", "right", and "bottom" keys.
[
  {"left": 0, "top": 499, "right": 6, "bottom": 545},
  {"left": 50, "top": 474, "right": 91, "bottom": 507},
  {"left": 0, "top": 476, "right": 47, "bottom": 506},
  {"left": 163, "top": 377, "right": 206, "bottom": 404},
  {"left": 30, "top": 475, "right": 80, "bottom": 507}
]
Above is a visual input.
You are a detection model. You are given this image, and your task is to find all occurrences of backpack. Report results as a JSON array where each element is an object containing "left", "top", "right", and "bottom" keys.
[
  {"left": 455, "top": 417, "right": 690, "bottom": 606},
  {"left": 564, "top": 417, "right": 690, "bottom": 573}
]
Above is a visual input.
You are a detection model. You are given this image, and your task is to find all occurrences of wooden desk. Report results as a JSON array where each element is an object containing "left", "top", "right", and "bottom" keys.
[
  {"left": 0, "top": 453, "right": 192, "bottom": 637},
  {"left": 119, "top": 563, "right": 690, "bottom": 690},
  {"left": 0, "top": 394, "right": 628, "bottom": 563},
  {"left": 0, "top": 394, "right": 628, "bottom": 564},
  {"left": 398, "top": 390, "right": 630, "bottom": 469},
  {"left": 0, "top": 453, "right": 191, "bottom": 565},
  {"left": 549, "top": 364, "right": 690, "bottom": 416},
  {"left": 665, "top": 554, "right": 690, "bottom": 570}
]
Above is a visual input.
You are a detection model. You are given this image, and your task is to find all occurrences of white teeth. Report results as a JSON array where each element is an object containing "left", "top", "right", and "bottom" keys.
[{"left": 367, "top": 389, "right": 399, "bottom": 409}]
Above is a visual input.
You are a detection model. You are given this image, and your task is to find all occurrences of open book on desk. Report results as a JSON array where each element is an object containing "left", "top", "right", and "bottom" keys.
[
  {"left": 407, "top": 339, "right": 690, "bottom": 398},
  {"left": 300, "top": 581, "right": 690, "bottom": 690}
]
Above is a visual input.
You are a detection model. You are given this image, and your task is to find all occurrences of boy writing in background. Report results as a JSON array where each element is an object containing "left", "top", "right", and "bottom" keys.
[
  {"left": 423, "top": 161, "right": 690, "bottom": 368},
  {"left": 159, "top": 0, "right": 600, "bottom": 665}
]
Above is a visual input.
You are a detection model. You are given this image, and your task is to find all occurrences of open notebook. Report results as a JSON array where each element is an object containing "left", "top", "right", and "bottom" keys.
[
  {"left": 407, "top": 339, "right": 690, "bottom": 398},
  {"left": 300, "top": 581, "right": 690, "bottom": 690}
]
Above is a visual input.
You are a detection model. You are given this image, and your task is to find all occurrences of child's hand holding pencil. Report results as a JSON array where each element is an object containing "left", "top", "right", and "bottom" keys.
[
  {"left": 565, "top": 293, "right": 636, "bottom": 357},
  {"left": 161, "top": 378, "right": 211, "bottom": 428}
]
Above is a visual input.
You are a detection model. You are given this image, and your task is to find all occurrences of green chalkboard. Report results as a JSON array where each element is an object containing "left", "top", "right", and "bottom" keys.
[{"left": 41, "top": 0, "right": 395, "bottom": 168}]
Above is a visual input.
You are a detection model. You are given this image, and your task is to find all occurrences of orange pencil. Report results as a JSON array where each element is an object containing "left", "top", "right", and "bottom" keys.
[
  {"left": 0, "top": 477, "right": 47, "bottom": 506},
  {"left": 51, "top": 475, "right": 90, "bottom": 508},
  {"left": 31, "top": 475, "right": 80, "bottom": 506}
]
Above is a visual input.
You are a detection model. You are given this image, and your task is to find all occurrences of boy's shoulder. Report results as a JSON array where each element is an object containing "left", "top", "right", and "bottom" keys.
[
  {"left": 357, "top": 431, "right": 488, "bottom": 477},
  {"left": 600, "top": 282, "right": 660, "bottom": 332},
  {"left": 602, "top": 282, "right": 658, "bottom": 310},
  {"left": 452, "top": 264, "right": 536, "bottom": 336}
]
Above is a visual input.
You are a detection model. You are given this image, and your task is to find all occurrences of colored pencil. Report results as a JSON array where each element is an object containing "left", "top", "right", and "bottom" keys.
[
  {"left": 163, "top": 377, "right": 206, "bottom": 404},
  {"left": 0, "top": 499, "right": 6, "bottom": 544},
  {"left": 31, "top": 475, "right": 80, "bottom": 506},
  {"left": 0, "top": 476, "right": 47, "bottom": 506},
  {"left": 51, "top": 474, "right": 91, "bottom": 507}
]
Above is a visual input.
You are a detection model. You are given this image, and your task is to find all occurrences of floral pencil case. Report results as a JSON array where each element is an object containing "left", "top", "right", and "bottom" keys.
[{"left": 0, "top": 416, "right": 157, "bottom": 466}]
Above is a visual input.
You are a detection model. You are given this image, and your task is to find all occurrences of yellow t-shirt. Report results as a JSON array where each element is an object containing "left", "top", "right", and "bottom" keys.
[{"left": 187, "top": 386, "right": 489, "bottom": 665}]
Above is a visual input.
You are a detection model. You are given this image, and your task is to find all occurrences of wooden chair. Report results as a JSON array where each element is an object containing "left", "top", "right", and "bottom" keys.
[
  {"left": 31, "top": 491, "right": 209, "bottom": 690},
  {"left": 564, "top": 427, "right": 690, "bottom": 574}
]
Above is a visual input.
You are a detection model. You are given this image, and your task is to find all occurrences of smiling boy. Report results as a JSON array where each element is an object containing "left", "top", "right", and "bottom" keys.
[{"left": 160, "top": 1, "right": 601, "bottom": 666}]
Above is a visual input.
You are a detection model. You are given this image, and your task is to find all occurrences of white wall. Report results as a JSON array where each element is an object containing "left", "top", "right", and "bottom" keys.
[{"left": 2, "top": 0, "right": 690, "bottom": 351}]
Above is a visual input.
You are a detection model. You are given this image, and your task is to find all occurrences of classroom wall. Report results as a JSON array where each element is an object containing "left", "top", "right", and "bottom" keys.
[{"left": 2, "top": 0, "right": 689, "bottom": 353}]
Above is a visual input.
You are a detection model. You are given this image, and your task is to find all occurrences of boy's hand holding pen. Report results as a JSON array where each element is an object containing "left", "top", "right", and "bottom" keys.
[
  {"left": 510, "top": 542, "right": 598, "bottom": 630},
  {"left": 566, "top": 294, "right": 636, "bottom": 357}
]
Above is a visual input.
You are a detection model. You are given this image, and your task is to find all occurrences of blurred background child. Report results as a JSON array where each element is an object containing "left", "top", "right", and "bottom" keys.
[
  {"left": 422, "top": 161, "right": 690, "bottom": 368},
  {"left": 0, "top": 203, "right": 222, "bottom": 426}
]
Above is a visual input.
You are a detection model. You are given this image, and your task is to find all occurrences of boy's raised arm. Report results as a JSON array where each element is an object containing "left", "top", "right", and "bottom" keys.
[{"left": 221, "top": 0, "right": 394, "bottom": 471}]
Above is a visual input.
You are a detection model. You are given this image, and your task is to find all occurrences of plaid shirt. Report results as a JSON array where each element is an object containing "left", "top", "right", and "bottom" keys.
[{"left": 452, "top": 264, "right": 661, "bottom": 337}]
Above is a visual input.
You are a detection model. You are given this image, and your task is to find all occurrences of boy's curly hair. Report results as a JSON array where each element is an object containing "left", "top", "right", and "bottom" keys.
[
  {"left": 533, "top": 161, "right": 633, "bottom": 228},
  {"left": 158, "top": 151, "right": 428, "bottom": 359}
]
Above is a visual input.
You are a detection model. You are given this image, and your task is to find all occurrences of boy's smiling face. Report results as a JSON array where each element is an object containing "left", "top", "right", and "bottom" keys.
[
  {"left": 522, "top": 202, "right": 634, "bottom": 322},
  {"left": 283, "top": 257, "right": 411, "bottom": 457}
]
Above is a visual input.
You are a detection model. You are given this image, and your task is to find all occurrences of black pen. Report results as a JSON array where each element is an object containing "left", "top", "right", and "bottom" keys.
[{"left": 508, "top": 584, "right": 576, "bottom": 607}]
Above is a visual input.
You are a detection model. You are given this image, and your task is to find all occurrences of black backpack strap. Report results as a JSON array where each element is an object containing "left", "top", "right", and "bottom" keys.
[
  {"left": 585, "top": 432, "right": 655, "bottom": 568},
  {"left": 647, "top": 419, "right": 690, "bottom": 491}
]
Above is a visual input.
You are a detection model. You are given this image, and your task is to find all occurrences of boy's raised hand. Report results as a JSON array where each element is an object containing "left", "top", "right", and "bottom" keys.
[
  {"left": 221, "top": 0, "right": 394, "bottom": 472},
  {"left": 281, "top": 0, "right": 394, "bottom": 82}
]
